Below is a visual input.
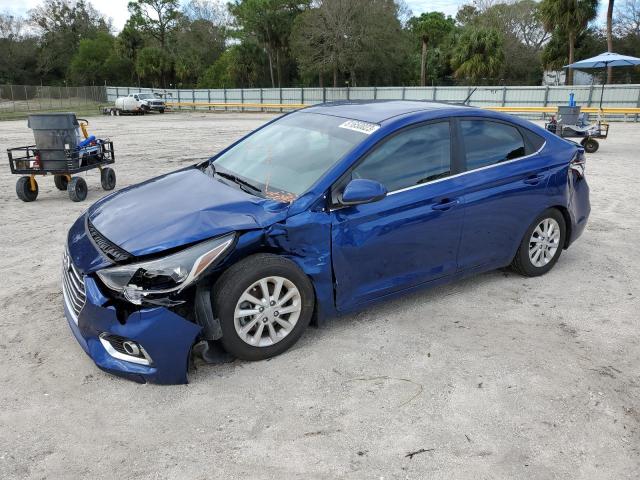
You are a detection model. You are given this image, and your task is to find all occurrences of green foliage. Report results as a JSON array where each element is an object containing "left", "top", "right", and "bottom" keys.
[
  {"left": 539, "top": 0, "right": 598, "bottom": 83},
  {"left": 198, "top": 43, "right": 267, "bottom": 87},
  {"left": 291, "top": 0, "right": 411, "bottom": 87},
  {"left": 29, "top": 0, "right": 111, "bottom": 83},
  {"left": 451, "top": 27, "right": 505, "bottom": 83},
  {"left": 3, "top": 0, "right": 639, "bottom": 88},
  {"left": 136, "top": 46, "right": 173, "bottom": 86},
  {"left": 229, "top": 0, "right": 311, "bottom": 87}
]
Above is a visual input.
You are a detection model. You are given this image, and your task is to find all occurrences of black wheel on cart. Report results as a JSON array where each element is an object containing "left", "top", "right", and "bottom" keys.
[
  {"left": 16, "top": 176, "right": 38, "bottom": 202},
  {"left": 582, "top": 138, "right": 599, "bottom": 153},
  {"left": 54, "top": 174, "right": 69, "bottom": 191},
  {"left": 67, "top": 177, "right": 88, "bottom": 202},
  {"left": 101, "top": 167, "right": 116, "bottom": 190}
]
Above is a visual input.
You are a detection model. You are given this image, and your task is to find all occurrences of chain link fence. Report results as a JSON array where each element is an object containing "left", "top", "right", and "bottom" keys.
[{"left": 0, "top": 85, "right": 106, "bottom": 118}]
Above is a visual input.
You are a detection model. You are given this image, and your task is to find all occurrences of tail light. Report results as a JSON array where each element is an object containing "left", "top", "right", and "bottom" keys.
[{"left": 570, "top": 150, "right": 586, "bottom": 178}]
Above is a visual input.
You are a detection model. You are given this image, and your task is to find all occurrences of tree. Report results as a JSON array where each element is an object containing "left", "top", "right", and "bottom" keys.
[
  {"left": 607, "top": 0, "right": 615, "bottom": 82},
  {"left": 291, "top": 0, "right": 410, "bottom": 87},
  {"left": 229, "top": 0, "right": 310, "bottom": 88},
  {"left": 127, "top": 0, "right": 180, "bottom": 50},
  {"left": 135, "top": 46, "right": 173, "bottom": 86},
  {"left": 68, "top": 32, "right": 114, "bottom": 84},
  {"left": 0, "top": 14, "right": 39, "bottom": 84},
  {"left": 408, "top": 12, "right": 455, "bottom": 86},
  {"left": 29, "top": 0, "right": 111, "bottom": 83},
  {"left": 615, "top": 0, "right": 640, "bottom": 36},
  {"left": 539, "top": 0, "right": 598, "bottom": 85},
  {"left": 451, "top": 27, "right": 504, "bottom": 83}
]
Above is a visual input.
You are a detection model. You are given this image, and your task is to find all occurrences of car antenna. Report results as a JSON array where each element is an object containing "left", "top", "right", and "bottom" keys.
[{"left": 463, "top": 87, "right": 477, "bottom": 105}]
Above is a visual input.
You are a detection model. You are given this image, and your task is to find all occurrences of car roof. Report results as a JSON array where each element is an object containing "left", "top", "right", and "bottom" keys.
[{"left": 303, "top": 100, "right": 470, "bottom": 123}]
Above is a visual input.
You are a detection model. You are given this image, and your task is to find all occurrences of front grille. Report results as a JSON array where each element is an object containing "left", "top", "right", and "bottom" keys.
[
  {"left": 87, "top": 218, "right": 133, "bottom": 262},
  {"left": 62, "top": 249, "right": 86, "bottom": 322}
]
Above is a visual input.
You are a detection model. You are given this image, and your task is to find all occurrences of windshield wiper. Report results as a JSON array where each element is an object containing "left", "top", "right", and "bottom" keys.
[{"left": 214, "top": 169, "right": 262, "bottom": 195}]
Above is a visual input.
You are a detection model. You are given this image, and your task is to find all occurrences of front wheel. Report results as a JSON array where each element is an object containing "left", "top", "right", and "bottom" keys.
[
  {"left": 100, "top": 167, "right": 116, "bottom": 190},
  {"left": 67, "top": 176, "right": 88, "bottom": 202},
  {"left": 582, "top": 138, "right": 599, "bottom": 153},
  {"left": 213, "top": 254, "right": 315, "bottom": 361},
  {"left": 16, "top": 176, "right": 38, "bottom": 202},
  {"left": 511, "top": 208, "right": 566, "bottom": 277}
]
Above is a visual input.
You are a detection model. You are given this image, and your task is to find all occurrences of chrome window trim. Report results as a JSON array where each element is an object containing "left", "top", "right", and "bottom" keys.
[{"left": 386, "top": 140, "right": 546, "bottom": 197}]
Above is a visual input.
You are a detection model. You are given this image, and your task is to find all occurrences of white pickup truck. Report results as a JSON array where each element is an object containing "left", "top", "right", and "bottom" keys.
[{"left": 106, "top": 93, "right": 166, "bottom": 115}]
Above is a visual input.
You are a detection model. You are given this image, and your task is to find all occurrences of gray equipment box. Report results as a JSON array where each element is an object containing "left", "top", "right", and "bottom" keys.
[
  {"left": 27, "top": 113, "right": 80, "bottom": 170},
  {"left": 557, "top": 106, "right": 581, "bottom": 126}
]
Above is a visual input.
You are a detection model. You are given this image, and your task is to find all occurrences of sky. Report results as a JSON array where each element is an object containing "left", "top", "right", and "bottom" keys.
[{"left": 0, "top": 0, "right": 604, "bottom": 33}]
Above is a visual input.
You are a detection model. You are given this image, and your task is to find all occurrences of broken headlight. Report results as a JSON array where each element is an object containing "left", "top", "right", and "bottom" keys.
[{"left": 96, "top": 234, "right": 234, "bottom": 305}]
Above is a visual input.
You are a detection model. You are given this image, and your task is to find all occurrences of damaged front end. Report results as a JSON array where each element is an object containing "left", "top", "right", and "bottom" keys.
[{"left": 64, "top": 214, "right": 235, "bottom": 384}]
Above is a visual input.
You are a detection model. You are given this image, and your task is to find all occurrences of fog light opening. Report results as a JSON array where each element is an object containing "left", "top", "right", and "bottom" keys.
[{"left": 99, "top": 333, "right": 153, "bottom": 366}]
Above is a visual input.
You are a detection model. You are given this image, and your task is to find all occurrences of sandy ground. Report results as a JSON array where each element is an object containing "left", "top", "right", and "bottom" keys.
[{"left": 0, "top": 112, "right": 638, "bottom": 479}]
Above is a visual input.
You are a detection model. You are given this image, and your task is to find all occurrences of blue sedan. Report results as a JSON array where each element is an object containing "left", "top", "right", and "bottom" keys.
[{"left": 63, "top": 101, "right": 590, "bottom": 384}]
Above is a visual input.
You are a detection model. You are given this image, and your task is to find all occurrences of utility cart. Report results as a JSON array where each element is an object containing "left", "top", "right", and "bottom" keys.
[
  {"left": 545, "top": 106, "right": 609, "bottom": 153},
  {"left": 7, "top": 113, "right": 116, "bottom": 202}
]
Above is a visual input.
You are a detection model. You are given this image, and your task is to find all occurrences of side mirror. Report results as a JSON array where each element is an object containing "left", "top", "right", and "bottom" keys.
[{"left": 340, "top": 179, "right": 387, "bottom": 206}]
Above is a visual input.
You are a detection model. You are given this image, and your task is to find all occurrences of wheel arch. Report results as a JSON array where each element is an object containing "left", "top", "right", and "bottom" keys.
[{"left": 550, "top": 205, "right": 572, "bottom": 249}]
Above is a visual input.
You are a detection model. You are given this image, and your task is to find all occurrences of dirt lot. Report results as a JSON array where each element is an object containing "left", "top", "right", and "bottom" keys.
[{"left": 0, "top": 112, "right": 638, "bottom": 479}]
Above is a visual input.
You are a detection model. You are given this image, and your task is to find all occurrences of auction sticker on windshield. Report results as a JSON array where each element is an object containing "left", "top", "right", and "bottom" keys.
[{"left": 339, "top": 120, "right": 380, "bottom": 135}]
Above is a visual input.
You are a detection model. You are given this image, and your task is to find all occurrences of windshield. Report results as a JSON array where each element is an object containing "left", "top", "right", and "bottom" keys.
[
  {"left": 213, "top": 112, "right": 369, "bottom": 201},
  {"left": 138, "top": 94, "right": 155, "bottom": 99}
]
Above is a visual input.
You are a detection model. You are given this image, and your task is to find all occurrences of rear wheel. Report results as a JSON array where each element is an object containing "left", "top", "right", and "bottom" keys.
[
  {"left": 16, "top": 176, "right": 38, "bottom": 202},
  {"left": 511, "top": 208, "right": 566, "bottom": 277},
  {"left": 159, "top": 108, "right": 165, "bottom": 114},
  {"left": 100, "top": 167, "right": 116, "bottom": 190},
  {"left": 67, "top": 176, "right": 88, "bottom": 202},
  {"left": 54, "top": 174, "right": 68, "bottom": 191},
  {"left": 213, "top": 254, "right": 315, "bottom": 361}
]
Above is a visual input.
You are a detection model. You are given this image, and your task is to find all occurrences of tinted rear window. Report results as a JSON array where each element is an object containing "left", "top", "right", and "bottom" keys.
[{"left": 461, "top": 120, "right": 526, "bottom": 170}]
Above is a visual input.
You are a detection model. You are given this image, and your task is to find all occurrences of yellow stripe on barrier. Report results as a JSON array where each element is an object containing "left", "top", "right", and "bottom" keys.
[
  {"left": 166, "top": 102, "right": 306, "bottom": 109},
  {"left": 166, "top": 102, "right": 640, "bottom": 116}
]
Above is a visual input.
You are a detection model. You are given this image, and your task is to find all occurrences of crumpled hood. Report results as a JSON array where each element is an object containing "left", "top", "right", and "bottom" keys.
[{"left": 88, "top": 167, "right": 288, "bottom": 257}]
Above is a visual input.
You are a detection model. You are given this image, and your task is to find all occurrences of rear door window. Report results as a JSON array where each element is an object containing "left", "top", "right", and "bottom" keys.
[
  {"left": 460, "top": 120, "right": 526, "bottom": 171},
  {"left": 352, "top": 121, "right": 451, "bottom": 192}
]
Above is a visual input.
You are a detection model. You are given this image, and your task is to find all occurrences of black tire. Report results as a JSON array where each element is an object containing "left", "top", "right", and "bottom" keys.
[
  {"left": 16, "top": 176, "right": 38, "bottom": 202},
  {"left": 110, "top": 109, "right": 116, "bottom": 116},
  {"left": 54, "top": 174, "right": 69, "bottom": 191},
  {"left": 511, "top": 208, "right": 566, "bottom": 277},
  {"left": 115, "top": 109, "right": 121, "bottom": 116},
  {"left": 67, "top": 176, "right": 88, "bottom": 202},
  {"left": 100, "top": 167, "right": 116, "bottom": 190},
  {"left": 212, "top": 254, "right": 315, "bottom": 361},
  {"left": 159, "top": 108, "right": 165, "bottom": 114},
  {"left": 582, "top": 138, "right": 599, "bottom": 153}
]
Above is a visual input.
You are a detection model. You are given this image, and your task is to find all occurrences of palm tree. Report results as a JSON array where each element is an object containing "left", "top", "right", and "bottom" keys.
[
  {"left": 607, "top": 0, "right": 615, "bottom": 83},
  {"left": 408, "top": 12, "right": 455, "bottom": 86},
  {"left": 451, "top": 27, "right": 505, "bottom": 83},
  {"left": 539, "top": 0, "right": 599, "bottom": 85}
]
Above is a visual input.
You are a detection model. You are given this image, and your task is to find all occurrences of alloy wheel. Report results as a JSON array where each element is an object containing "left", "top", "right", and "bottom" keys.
[
  {"left": 528, "top": 218, "right": 561, "bottom": 267},
  {"left": 233, "top": 276, "right": 302, "bottom": 347}
]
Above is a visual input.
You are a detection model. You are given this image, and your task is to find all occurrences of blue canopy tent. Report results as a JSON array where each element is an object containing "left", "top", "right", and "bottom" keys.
[{"left": 565, "top": 52, "right": 640, "bottom": 109}]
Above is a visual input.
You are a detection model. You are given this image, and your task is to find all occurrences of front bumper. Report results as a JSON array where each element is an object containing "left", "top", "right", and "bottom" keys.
[{"left": 63, "top": 268, "right": 201, "bottom": 385}]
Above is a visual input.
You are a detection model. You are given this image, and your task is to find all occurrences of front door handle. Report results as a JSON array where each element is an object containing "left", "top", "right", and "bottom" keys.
[
  {"left": 523, "top": 174, "right": 545, "bottom": 185},
  {"left": 432, "top": 199, "right": 459, "bottom": 211}
]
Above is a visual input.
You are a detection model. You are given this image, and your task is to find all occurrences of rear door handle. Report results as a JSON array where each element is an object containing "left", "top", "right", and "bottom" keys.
[
  {"left": 432, "top": 199, "right": 459, "bottom": 211},
  {"left": 523, "top": 174, "right": 545, "bottom": 185}
]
